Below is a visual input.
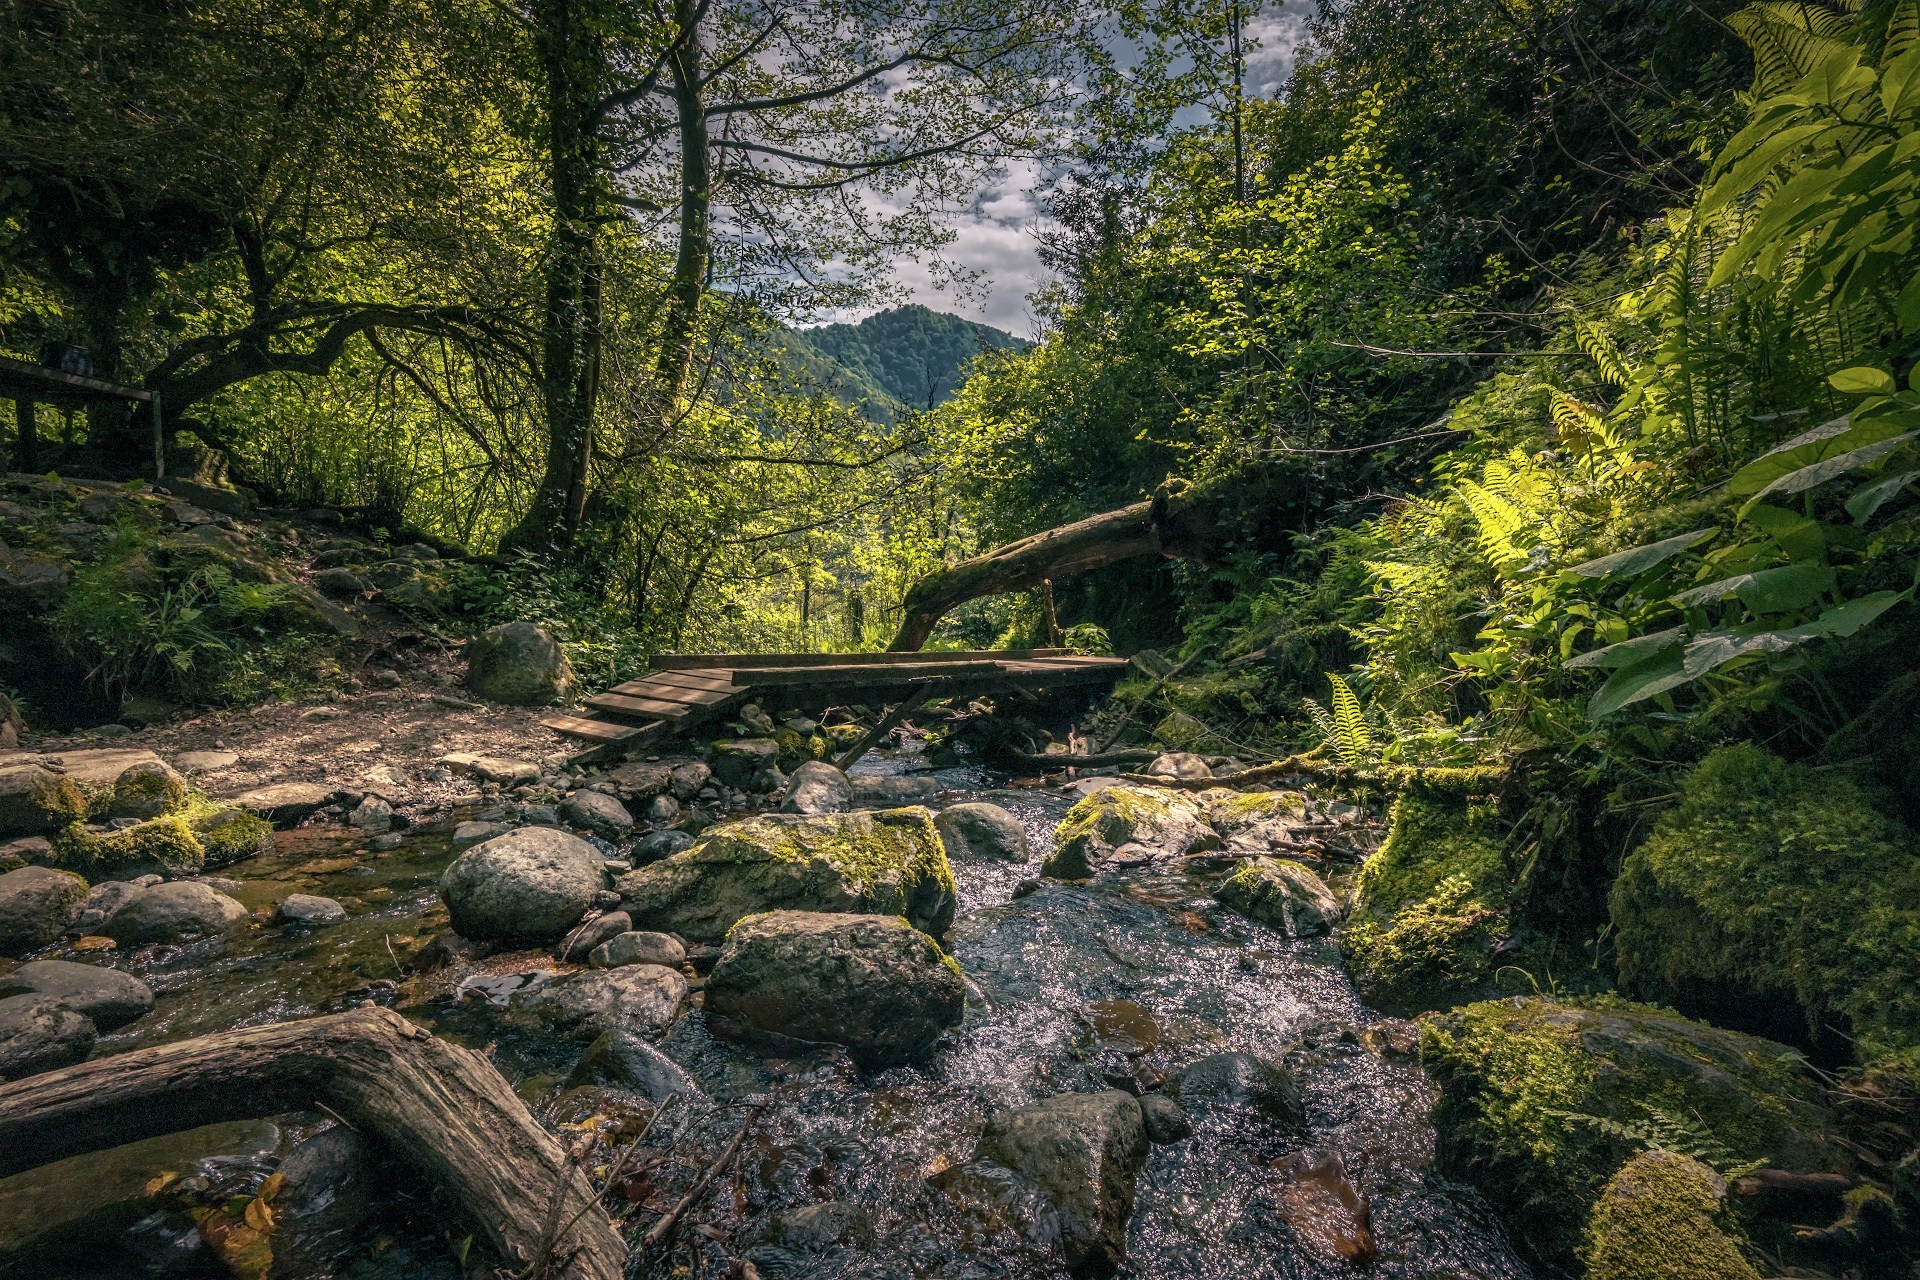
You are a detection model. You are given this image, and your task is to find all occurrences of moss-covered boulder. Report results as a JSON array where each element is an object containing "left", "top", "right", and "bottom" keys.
[
  {"left": 616, "top": 807, "right": 956, "bottom": 944},
  {"left": 1340, "top": 788, "right": 1509, "bottom": 1013},
  {"left": 1211, "top": 857, "right": 1340, "bottom": 937},
  {"left": 1610, "top": 744, "right": 1920, "bottom": 1065},
  {"left": 1581, "top": 1150, "right": 1759, "bottom": 1280},
  {"left": 45, "top": 800, "right": 272, "bottom": 878},
  {"left": 1043, "top": 785, "right": 1218, "bottom": 878},
  {"left": 464, "top": 620, "right": 573, "bottom": 706},
  {"left": 1203, "top": 789, "right": 1308, "bottom": 850},
  {"left": 0, "top": 766, "right": 87, "bottom": 837},
  {"left": 1421, "top": 995, "right": 1850, "bottom": 1267},
  {"left": 108, "top": 760, "right": 188, "bottom": 820}
]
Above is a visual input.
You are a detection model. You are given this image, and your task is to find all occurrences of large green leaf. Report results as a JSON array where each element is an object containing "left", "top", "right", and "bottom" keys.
[
  {"left": 1563, "top": 625, "right": 1686, "bottom": 671},
  {"left": 1673, "top": 564, "right": 1834, "bottom": 611},
  {"left": 1743, "top": 504, "right": 1828, "bottom": 562},
  {"left": 1738, "top": 431, "right": 1918, "bottom": 513},
  {"left": 1727, "top": 417, "right": 1909, "bottom": 495},
  {"left": 1681, "top": 629, "right": 1807, "bottom": 678},
  {"left": 1845, "top": 468, "right": 1920, "bottom": 521},
  {"left": 1564, "top": 529, "right": 1716, "bottom": 579},
  {"left": 1784, "top": 590, "right": 1910, "bottom": 638},
  {"left": 1587, "top": 644, "right": 1689, "bottom": 718},
  {"left": 1830, "top": 366, "right": 1898, "bottom": 394}
]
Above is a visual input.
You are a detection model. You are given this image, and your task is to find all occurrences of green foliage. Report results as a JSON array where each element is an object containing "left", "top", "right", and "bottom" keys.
[
  {"left": 1342, "top": 873, "right": 1504, "bottom": 1014},
  {"left": 777, "top": 306, "right": 1028, "bottom": 419},
  {"left": 1581, "top": 1151, "right": 1761, "bottom": 1280}
]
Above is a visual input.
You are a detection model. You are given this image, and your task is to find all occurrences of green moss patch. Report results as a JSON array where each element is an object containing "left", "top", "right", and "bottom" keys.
[
  {"left": 54, "top": 814, "right": 206, "bottom": 877},
  {"left": 1582, "top": 1151, "right": 1759, "bottom": 1280}
]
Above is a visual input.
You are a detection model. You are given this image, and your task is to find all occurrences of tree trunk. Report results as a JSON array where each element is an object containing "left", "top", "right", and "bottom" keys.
[
  {"left": 0, "top": 1006, "right": 628, "bottom": 1280},
  {"left": 646, "top": 2, "right": 710, "bottom": 441},
  {"left": 887, "top": 478, "right": 1228, "bottom": 650},
  {"left": 13, "top": 399, "right": 37, "bottom": 472}
]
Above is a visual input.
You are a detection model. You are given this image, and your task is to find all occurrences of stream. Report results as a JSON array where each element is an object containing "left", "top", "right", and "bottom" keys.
[{"left": 0, "top": 753, "right": 1532, "bottom": 1280}]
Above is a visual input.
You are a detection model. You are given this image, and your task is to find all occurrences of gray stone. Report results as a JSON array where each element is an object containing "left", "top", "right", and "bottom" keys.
[
  {"left": 849, "top": 774, "right": 941, "bottom": 808},
  {"left": 0, "top": 835, "right": 51, "bottom": 870},
  {"left": 617, "top": 808, "right": 957, "bottom": 944},
  {"left": 171, "top": 750, "right": 239, "bottom": 774},
  {"left": 747, "top": 761, "right": 788, "bottom": 794},
  {"left": 1138, "top": 1093, "right": 1193, "bottom": 1144},
  {"left": 604, "top": 761, "right": 672, "bottom": 799},
  {"left": 566, "top": 1028, "right": 704, "bottom": 1103},
  {"left": 315, "top": 567, "right": 371, "bottom": 597},
  {"left": 348, "top": 795, "right": 393, "bottom": 833},
  {"left": 560, "top": 790, "right": 634, "bottom": 839},
  {"left": 102, "top": 882, "right": 249, "bottom": 945},
  {"left": 633, "top": 829, "right": 694, "bottom": 864},
  {"left": 1166, "top": 1051, "right": 1299, "bottom": 1118},
  {"left": 276, "top": 1125, "right": 375, "bottom": 1263},
  {"left": 277, "top": 894, "right": 347, "bottom": 926},
  {"left": 589, "top": 930, "right": 686, "bottom": 969},
  {"left": 668, "top": 762, "right": 710, "bottom": 801},
  {"left": 0, "top": 994, "right": 95, "bottom": 1079},
  {"left": 0, "top": 866, "right": 88, "bottom": 956},
  {"left": 439, "top": 752, "right": 540, "bottom": 786},
  {"left": 232, "top": 782, "right": 338, "bottom": 827},
  {"left": 452, "top": 820, "right": 511, "bottom": 849},
  {"left": 464, "top": 621, "right": 574, "bottom": 706},
  {"left": 558, "top": 911, "right": 631, "bottom": 962},
  {"left": 973, "top": 1090, "right": 1148, "bottom": 1274},
  {"left": 780, "top": 761, "right": 852, "bottom": 815},
  {"left": 74, "top": 880, "right": 143, "bottom": 931},
  {"left": 934, "top": 802, "right": 1028, "bottom": 862},
  {"left": 708, "top": 739, "right": 779, "bottom": 788},
  {"left": 511, "top": 963, "right": 688, "bottom": 1041},
  {"left": 705, "top": 911, "right": 965, "bottom": 1068},
  {"left": 1211, "top": 857, "right": 1341, "bottom": 937},
  {"left": 0, "top": 959, "right": 153, "bottom": 1029},
  {"left": 644, "top": 794, "right": 680, "bottom": 824},
  {"left": 0, "top": 764, "right": 85, "bottom": 836},
  {"left": 438, "top": 827, "right": 604, "bottom": 944},
  {"left": 740, "top": 704, "right": 777, "bottom": 735},
  {"left": 1145, "top": 752, "right": 1212, "bottom": 780}
]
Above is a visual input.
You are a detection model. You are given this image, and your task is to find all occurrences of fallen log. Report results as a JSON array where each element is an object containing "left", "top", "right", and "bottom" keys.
[
  {"left": 1000, "top": 747, "right": 1161, "bottom": 769},
  {"left": 0, "top": 1006, "right": 627, "bottom": 1280}
]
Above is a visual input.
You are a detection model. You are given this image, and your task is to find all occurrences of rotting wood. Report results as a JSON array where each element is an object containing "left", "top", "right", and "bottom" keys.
[
  {"left": 0, "top": 1006, "right": 628, "bottom": 1280},
  {"left": 1000, "top": 747, "right": 1162, "bottom": 768},
  {"left": 835, "top": 684, "right": 938, "bottom": 770}
]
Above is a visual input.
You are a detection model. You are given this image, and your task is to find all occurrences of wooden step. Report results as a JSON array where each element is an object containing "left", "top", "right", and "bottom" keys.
[
  {"left": 538, "top": 713, "right": 655, "bottom": 743},
  {"left": 586, "top": 690, "right": 725, "bottom": 720},
  {"left": 649, "top": 648, "right": 1069, "bottom": 670}
]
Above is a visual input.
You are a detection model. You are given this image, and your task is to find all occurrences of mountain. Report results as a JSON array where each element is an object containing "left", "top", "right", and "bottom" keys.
[{"left": 775, "top": 305, "right": 1029, "bottom": 418}]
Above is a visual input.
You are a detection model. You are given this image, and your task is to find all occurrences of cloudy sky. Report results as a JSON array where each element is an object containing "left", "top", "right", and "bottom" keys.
[{"left": 876, "top": 1, "right": 1320, "bottom": 339}]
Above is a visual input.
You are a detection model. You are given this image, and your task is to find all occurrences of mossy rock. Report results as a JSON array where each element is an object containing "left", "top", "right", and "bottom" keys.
[
  {"left": 108, "top": 761, "right": 189, "bottom": 820},
  {"left": 1581, "top": 1151, "right": 1759, "bottom": 1280},
  {"left": 1421, "top": 995, "right": 1850, "bottom": 1268},
  {"left": 1211, "top": 857, "right": 1340, "bottom": 937},
  {"left": 0, "top": 766, "right": 87, "bottom": 836},
  {"left": 1610, "top": 744, "right": 1920, "bottom": 1065},
  {"left": 191, "top": 806, "right": 275, "bottom": 866},
  {"left": 772, "top": 726, "right": 821, "bottom": 772},
  {"left": 615, "top": 806, "right": 957, "bottom": 944},
  {"left": 1044, "top": 785, "right": 1217, "bottom": 878},
  {"left": 1340, "top": 791, "right": 1510, "bottom": 1013},
  {"left": 53, "top": 815, "right": 206, "bottom": 878}
]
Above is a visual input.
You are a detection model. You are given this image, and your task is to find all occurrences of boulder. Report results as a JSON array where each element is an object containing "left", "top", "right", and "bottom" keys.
[
  {"left": 566, "top": 1028, "right": 704, "bottom": 1102},
  {"left": 560, "top": 790, "right": 634, "bottom": 839},
  {"left": 848, "top": 774, "right": 940, "bottom": 808},
  {"left": 1043, "top": 785, "right": 1220, "bottom": 878},
  {"left": 668, "top": 762, "right": 711, "bottom": 801},
  {"left": 1137, "top": 1093, "right": 1192, "bottom": 1144},
  {"left": 438, "top": 827, "right": 604, "bottom": 944},
  {"left": 973, "top": 1089, "right": 1148, "bottom": 1275},
  {"left": 0, "top": 865, "right": 87, "bottom": 955},
  {"left": 558, "top": 910, "right": 632, "bottom": 963},
  {"left": 604, "top": 760, "right": 672, "bottom": 799},
  {"left": 0, "top": 765, "right": 86, "bottom": 836},
  {"left": 0, "top": 835, "right": 50, "bottom": 870},
  {"left": 1211, "top": 857, "right": 1341, "bottom": 937},
  {"left": 633, "top": 829, "right": 693, "bottom": 864},
  {"left": 590, "top": 930, "right": 686, "bottom": 969},
  {"left": 0, "top": 959, "right": 153, "bottom": 1029},
  {"left": 107, "top": 760, "right": 188, "bottom": 820},
  {"left": 48, "top": 814, "right": 207, "bottom": 878},
  {"left": 276, "top": 894, "right": 347, "bottom": 926},
  {"left": 315, "top": 567, "right": 371, "bottom": 597},
  {"left": 0, "top": 994, "right": 96, "bottom": 1079},
  {"left": 1582, "top": 1150, "right": 1758, "bottom": 1280},
  {"left": 1145, "top": 752, "right": 1212, "bottom": 780},
  {"left": 102, "top": 881, "right": 248, "bottom": 945},
  {"left": 617, "top": 807, "right": 957, "bottom": 944},
  {"left": 1165, "top": 1051, "right": 1298, "bottom": 1118},
  {"left": 704, "top": 911, "right": 965, "bottom": 1068},
  {"left": 510, "top": 963, "right": 688, "bottom": 1041},
  {"left": 464, "top": 621, "right": 574, "bottom": 706},
  {"left": 780, "top": 760, "right": 852, "bottom": 814},
  {"left": 348, "top": 795, "right": 393, "bottom": 833},
  {"left": 439, "top": 752, "right": 541, "bottom": 786},
  {"left": 231, "top": 782, "right": 338, "bottom": 826},
  {"left": 452, "top": 819, "right": 512, "bottom": 849},
  {"left": 747, "top": 761, "right": 788, "bottom": 795},
  {"left": 73, "top": 879, "right": 149, "bottom": 932},
  {"left": 708, "top": 739, "right": 779, "bottom": 788},
  {"left": 934, "top": 803, "right": 1029, "bottom": 862},
  {"left": 644, "top": 794, "right": 680, "bottom": 824}
]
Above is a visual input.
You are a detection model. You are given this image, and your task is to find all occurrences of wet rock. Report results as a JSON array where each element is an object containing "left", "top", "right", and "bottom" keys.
[
  {"left": 1138, "top": 1094, "right": 1192, "bottom": 1144},
  {"left": 1166, "top": 1051, "right": 1299, "bottom": 1118},
  {"left": 560, "top": 789, "right": 634, "bottom": 839},
  {"left": 973, "top": 1089, "right": 1148, "bottom": 1275},
  {"left": 848, "top": 774, "right": 940, "bottom": 808},
  {"left": 709, "top": 739, "right": 780, "bottom": 788},
  {"left": 740, "top": 703, "right": 777, "bottom": 735},
  {"left": 439, "top": 752, "right": 540, "bottom": 786},
  {"left": 705, "top": 911, "right": 965, "bottom": 1068},
  {"left": 102, "top": 881, "right": 248, "bottom": 945},
  {"left": 604, "top": 760, "right": 672, "bottom": 799},
  {"left": 643, "top": 794, "right": 680, "bottom": 825},
  {"left": 0, "top": 994, "right": 95, "bottom": 1079},
  {"left": 934, "top": 802, "right": 1028, "bottom": 862},
  {"left": 451, "top": 819, "right": 510, "bottom": 849},
  {"left": 1211, "top": 857, "right": 1341, "bottom": 937},
  {"left": 1044, "top": 785, "right": 1220, "bottom": 878},
  {"left": 758, "top": 1200, "right": 875, "bottom": 1251},
  {"left": 108, "top": 760, "right": 187, "bottom": 820},
  {"left": 231, "top": 782, "right": 337, "bottom": 826},
  {"left": 566, "top": 1028, "right": 704, "bottom": 1102},
  {"left": 0, "top": 764, "right": 86, "bottom": 836},
  {"left": 438, "top": 826, "right": 604, "bottom": 944},
  {"left": 590, "top": 930, "right": 686, "bottom": 969},
  {"left": 1583, "top": 1150, "right": 1758, "bottom": 1280},
  {"left": 617, "top": 807, "right": 957, "bottom": 944},
  {"left": 511, "top": 963, "right": 688, "bottom": 1041},
  {"left": 348, "top": 795, "right": 392, "bottom": 833},
  {"left": 781, "top": 760, "right": 852, "bottom": 814},
  {"left": 74, "top": 879, "right": 148, "bottom": 931},
  {"left": 276, "top": 894, "right": 347, "bottom": 926},
  {"left": 632, "top": 829, "right": 694, "bottom": 864},
  {"left": 0, "top": 865, "right": 88, "bottom": 954},
  {"left": 668, "top": 761, "right": 711, "bottom": 801},
  {"left": 0, "top": 959, "right": 153, "bottom": 1029},
  {"left": 275, "top": 1124, "right": 376, "bottom": 1266},
  {"left": 558, "top": 910, "right": 632, "bottom": 962},
  {"left": 1145, "top": 752, "right": 1212, "bottom": 780},
  {"left": 1273, "top": 1148, "right": 1375, "bottom": 1265},
  {"left": 464, "top": 621, "right": 574, "bottom": 706}
]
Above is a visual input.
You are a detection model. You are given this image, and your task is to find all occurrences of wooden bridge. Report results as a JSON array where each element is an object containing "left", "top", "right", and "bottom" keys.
[{"left": 539, "top": 648, "right": 1130, "bottom": 760}]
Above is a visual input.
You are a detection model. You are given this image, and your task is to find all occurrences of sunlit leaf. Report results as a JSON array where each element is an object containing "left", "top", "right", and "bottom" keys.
[
  {"left": 1784, "top": 590, "right": 1910, "bottom": 637},
  {"left": 1681, "top": 629, "right": 1807, "bottom": 678},
  {"left": 1564, "top": 529, "right": 1715, "bottom": 578},
  {"left": 1738, "top": 431, "right": 1918, "bottom": 513},
  {"left": 1588, "top": 644, "right": 1689, "bottom": 718},
  {"left": 1829, "top": 366, "right": 1897, "bottom": 395},
  {"left": 1564, "top": 625, "right": 1686, "bottom": 670},
  {"left": 1728, "top": 418, "right": 1911, "bottom": 495}
]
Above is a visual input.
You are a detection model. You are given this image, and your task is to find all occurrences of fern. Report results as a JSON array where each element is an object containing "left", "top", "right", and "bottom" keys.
[
  {"left": 1543, "top": 1103, "right": 1767, "bottom": 1179},
  {"left": 1326, "top": 672, "right": 1377, "bottom": 766}
]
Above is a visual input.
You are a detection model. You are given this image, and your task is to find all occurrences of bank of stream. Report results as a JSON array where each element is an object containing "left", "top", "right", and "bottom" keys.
[{"left": 0, "top": 750, "right": 1532, "bottom": 1280}]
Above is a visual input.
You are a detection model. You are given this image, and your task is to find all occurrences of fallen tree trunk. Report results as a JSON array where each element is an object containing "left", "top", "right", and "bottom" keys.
[{"left": 0, "top": 1006, "right": 628, "bottom": 1280}]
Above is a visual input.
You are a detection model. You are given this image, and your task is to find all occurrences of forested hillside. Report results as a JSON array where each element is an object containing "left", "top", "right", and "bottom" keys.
[{"left": 3, "top": 0, "right": 1919, "bottom": 1277}]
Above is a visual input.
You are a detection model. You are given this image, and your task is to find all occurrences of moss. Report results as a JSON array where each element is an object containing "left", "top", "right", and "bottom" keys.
[
  {"left": 1208, "top": 789, "right": 1306, "bottom": 824},
  {"left": 1047, "top": 784, "right": 1199, "bottom": 877},
  {"left": 1581, "top": 1151, "right": 1759, "bottom": 1280},
  {"left": 52, "top": 814, "right": 205, "bottom": 876},
  {"left": 110, "top": 763, "right": 190, "bottom": 819},
  {"left": 1422, "top": 995, "right": 1840, "bottom": 1268},
  {"left": 189, "top": 803, "right": 274, "bottom": 866},
  {"left": 772, "top": 727, "right": 810, "bottom": 771},
  {"left": 1343, "top": 873, "right": 1504, "bottom": 1012},
  {"left": 1610, "top": 744, "right": 1920, "bottom": 1063},
  {"left": 740, "top": 807, "right": 954, "bottom": 900}
]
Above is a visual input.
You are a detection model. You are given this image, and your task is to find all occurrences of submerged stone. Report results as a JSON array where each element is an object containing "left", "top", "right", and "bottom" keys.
[{"left": 972, "top": 1089, "right": 1148, "bottom": 1275}]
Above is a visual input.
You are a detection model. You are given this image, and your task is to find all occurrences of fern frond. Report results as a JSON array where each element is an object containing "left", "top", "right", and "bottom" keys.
[{"left": 1326, "top": 673, "right": 1376, "bottom": 766}]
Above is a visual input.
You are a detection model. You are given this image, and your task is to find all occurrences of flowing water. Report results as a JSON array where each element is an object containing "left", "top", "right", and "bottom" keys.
[{"left": 0, "top": 753, "right": 1532, "bottom": 1280}]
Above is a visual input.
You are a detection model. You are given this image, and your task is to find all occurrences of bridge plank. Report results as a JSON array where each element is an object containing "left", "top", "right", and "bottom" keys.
[{"left": 537, "top": 713, "right": 652, "bottom": 743}]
